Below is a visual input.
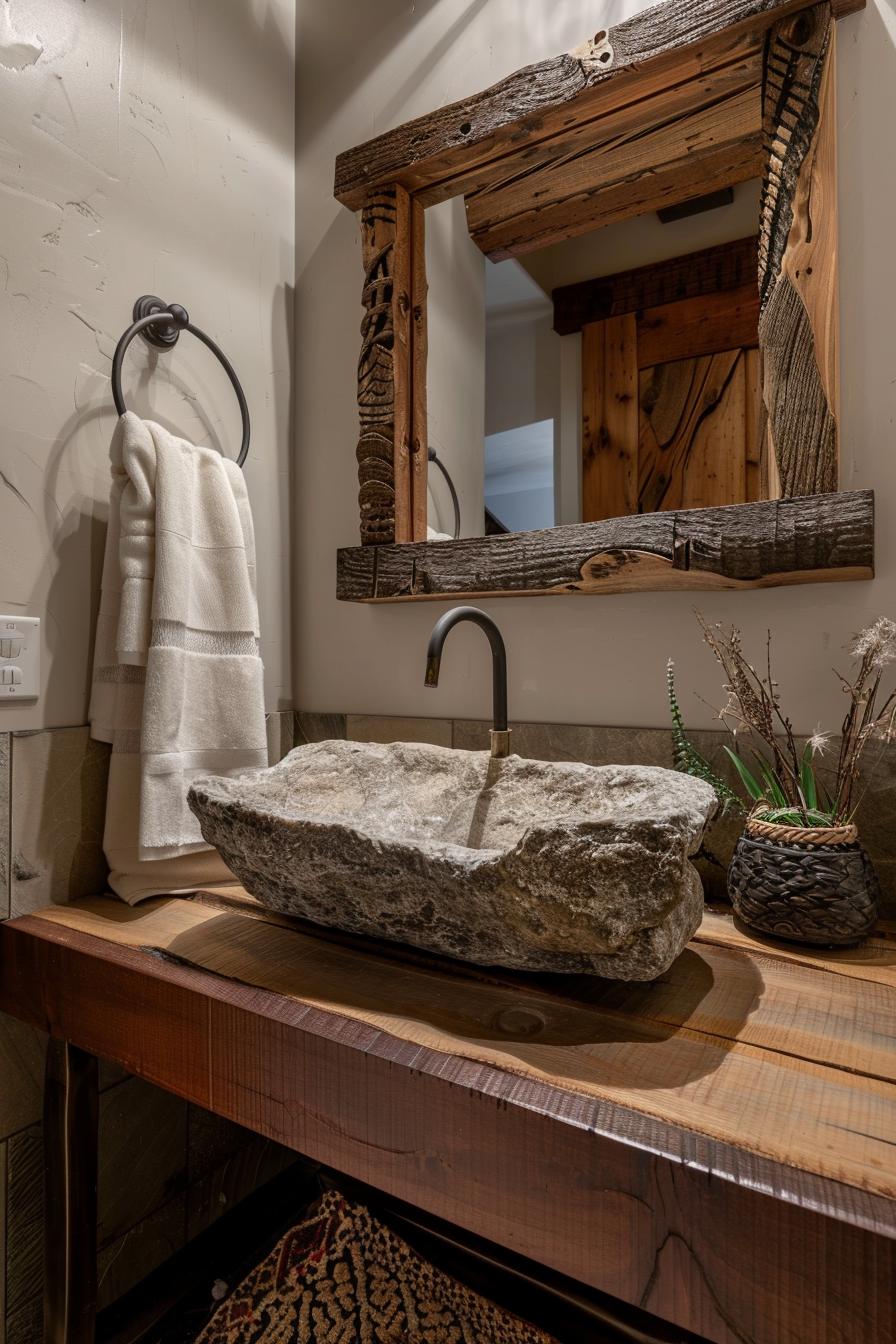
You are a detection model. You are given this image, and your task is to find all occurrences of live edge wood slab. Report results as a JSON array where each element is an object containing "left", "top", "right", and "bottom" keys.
[
  {"left": 3, "top": 889, "right": 895, "bottom": 1344},
  {"left": 336, "top": 489, "right": 873, "bottom": 602}
]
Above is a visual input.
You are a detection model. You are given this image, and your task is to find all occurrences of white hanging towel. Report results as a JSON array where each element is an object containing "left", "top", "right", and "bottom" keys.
[{"left": 90, "top": 412, "right": 269, "bottom": 902}]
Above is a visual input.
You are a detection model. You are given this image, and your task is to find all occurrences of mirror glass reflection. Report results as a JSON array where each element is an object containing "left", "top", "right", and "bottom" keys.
[{"left": 424, "top": 179, "right": 762, "bottom": 541}]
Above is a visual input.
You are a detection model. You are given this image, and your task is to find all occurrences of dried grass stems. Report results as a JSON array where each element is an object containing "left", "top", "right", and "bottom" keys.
[
  {"left": 694, "top": 612, "right": 896, "bottom": 826},
  {"left": 833, "top": 618, "right": 896, "bottom": 818}
]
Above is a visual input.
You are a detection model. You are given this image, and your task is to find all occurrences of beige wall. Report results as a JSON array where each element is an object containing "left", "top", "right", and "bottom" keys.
[
  {"left": 0, "top": 0, "right": 295, "bottom": 732},
  {"left": 295, "top": 0, "right": 893, "bottom": 737}
]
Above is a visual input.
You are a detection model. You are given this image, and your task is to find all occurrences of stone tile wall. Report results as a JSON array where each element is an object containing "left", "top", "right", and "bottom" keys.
[{"left": 0, "top": 712, "right": 298, "bottom": 1339}]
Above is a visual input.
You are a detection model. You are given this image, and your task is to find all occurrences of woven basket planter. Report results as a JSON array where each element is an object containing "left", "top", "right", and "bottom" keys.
[{"left": 728, "top": 815, "right": 880, "bottom": 946}]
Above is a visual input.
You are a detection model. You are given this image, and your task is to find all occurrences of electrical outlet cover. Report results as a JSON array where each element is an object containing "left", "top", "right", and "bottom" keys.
[{"left": 0, "top": 616, "right": 40, "bottom": 699}]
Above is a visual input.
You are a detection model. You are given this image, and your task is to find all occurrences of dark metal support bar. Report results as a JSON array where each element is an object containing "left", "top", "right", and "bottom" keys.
[{"left": 44, "top": 1040, "right": 99, "bottom": 1344}]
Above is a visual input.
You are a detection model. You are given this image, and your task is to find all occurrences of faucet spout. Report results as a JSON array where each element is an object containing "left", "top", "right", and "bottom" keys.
[{"left": 424, "top": 606, "right": 510, "bottom": 756}]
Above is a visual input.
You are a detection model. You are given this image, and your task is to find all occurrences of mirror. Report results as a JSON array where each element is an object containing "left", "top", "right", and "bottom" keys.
[
  {"left": 425, "top": 179, "right": 764, "bottom": 539},
  {"left": 335, "top": 0, "right": 873, "bottom": 608}
]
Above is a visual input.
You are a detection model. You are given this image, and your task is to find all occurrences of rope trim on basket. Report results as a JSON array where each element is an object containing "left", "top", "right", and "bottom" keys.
[{"left": 746, "top": 813, "right": 858, "bottom": 847}]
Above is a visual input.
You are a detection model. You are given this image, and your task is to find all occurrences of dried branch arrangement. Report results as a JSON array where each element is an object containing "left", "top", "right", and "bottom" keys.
[{"left": 670, "top": 613, "right": 896, "bottom": 827}]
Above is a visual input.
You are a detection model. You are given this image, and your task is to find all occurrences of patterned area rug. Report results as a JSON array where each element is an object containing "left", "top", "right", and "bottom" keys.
[{"left": 197, "top": 1188, "right": 561, "bottom": 1343}]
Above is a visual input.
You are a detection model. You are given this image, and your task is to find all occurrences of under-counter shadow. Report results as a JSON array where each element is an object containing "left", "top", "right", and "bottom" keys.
[{"left": 159, "top": 909, "right": 755, "bottom": 1096}]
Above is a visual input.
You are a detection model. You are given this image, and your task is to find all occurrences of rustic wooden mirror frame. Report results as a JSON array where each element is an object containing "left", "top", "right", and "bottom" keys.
[{"left": 334, "top": 0, "right": 873, "bottom": 603}]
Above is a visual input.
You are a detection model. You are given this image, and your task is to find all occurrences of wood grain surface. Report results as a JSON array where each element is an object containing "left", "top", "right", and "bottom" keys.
[
  {"left": 355, "top": 189, "right": 401, "bottom": 545},
  {"left": 554, "top": 238, "right": 759, "bottom": 337},
  {"left": 466, "top": 86, "right": 764, "bottom": 260},
  {"left": 334, "top": 0, "right": 864, "bottom": 212},
  {"left": 635, "top": 287, "right": 759, "bottom": 369},
  {"left": 638, "top": 349, "right": 753, "bottom": 512},
  {"left": 582, "top": 315, "right": 639, "bottom": 522},
  {"left": 1, "top": 890, "right": 894, "bottom": 1344},
  {"left": 759, "top": 3, "right": 839, "bottom": 496},
  {"left": 13, "top": 894, "right": 896, "bottom": 1209},
  {"left": 336, "top": 490, "right": 873, "bottom": 601}
]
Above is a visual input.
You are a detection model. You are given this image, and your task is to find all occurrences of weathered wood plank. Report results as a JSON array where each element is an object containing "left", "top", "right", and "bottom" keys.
[
  {"left": 392, "top": 186, "right": 413, "bottom": 544},
  {"left": 582, "top": 316, "right": 639, "bottom": 522},
  {"left": 466, "top": 86, "right": 764, "bottom": 260},
  {"left": 554, "top": 237, "right": 759, "bottom": 337},
  {"left": 744, "top": 347, "right": 763, "bottom": 500},
  {"left": 759, "top": 3, "right": 838, "bottom": 495},
  {"left": 17, "top": 897, "right": 896, "bottom": 1215},
  {"left": 336, "top": 490, "right": 873, "bottom": 601},
  {"left": 355, "top": 189, "right": 402, "bottom": 545},
  {"left": 638, "top": 350, "right": 751, "bottom": 511},
  {"left": 452, "top": 50, "right": 763, "bottom": 238},
  {"left": 2, "top": 910, "right": 894, "bottom": 1344},
  {"left": 636, "top": 286, "right": 759, "bottom": 367},
  {"left": 696, "top": 904, "right": 896, "bottom": 989},
  {"left": 334, "top": 0, "right": 863, "bottom": 211}
]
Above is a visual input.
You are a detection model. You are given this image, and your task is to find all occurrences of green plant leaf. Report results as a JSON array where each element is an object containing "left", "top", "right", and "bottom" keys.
[
  {"left": 667, "top": 662, "right": 746, "bottom": 815},
  {"left": 801, "top": 742, "right": 818, "bottom": 812},
  {"left": 752, "top": 754, "right": 788, "bottom": 808},
  {"left": 760, "top": 807, "right": 838, "bottom": 827},
  {"left": 723, "top": 746, "right": 765, "bottom": 801}
]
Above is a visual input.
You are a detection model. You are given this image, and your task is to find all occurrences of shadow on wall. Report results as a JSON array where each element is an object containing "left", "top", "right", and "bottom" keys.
[
  {"left": 296, "top": 0, "right": 449, "bottom": 149},
  {"left": 293, "top": 209, "right": 367, "bottom": 550},
  {"left": 297, "top": 0, "right": 636, "bottom": 153},
  {"left": 132, "top": 0, "right": 295, "bottom": 151}
]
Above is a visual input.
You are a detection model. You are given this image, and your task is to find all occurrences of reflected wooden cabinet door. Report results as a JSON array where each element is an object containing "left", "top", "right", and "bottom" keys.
[{"left": 580, "top": 238, "right": 770, "bottom": 522}]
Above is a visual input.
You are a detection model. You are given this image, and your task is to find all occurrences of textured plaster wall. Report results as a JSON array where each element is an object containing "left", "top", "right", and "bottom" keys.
[
  {"left": 294, "top": 0, "right": 894, "bottom": 737},
  {"left": 0, "top": 0, "right": 295, "bottom": 732}
]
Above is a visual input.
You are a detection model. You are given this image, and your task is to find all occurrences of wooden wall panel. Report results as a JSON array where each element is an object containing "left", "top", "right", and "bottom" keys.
[
  {"left": 639, "top": 350, "right": 753, "bottom": 512},
  {"left": 554, "top": 237, "right": 759, "bottom": 337},
  {"left": 582, "top": 316, "right": 639, "bottom": 523},
  {"left": 636, "top": 285, "right": 759, "bottom": 368}
]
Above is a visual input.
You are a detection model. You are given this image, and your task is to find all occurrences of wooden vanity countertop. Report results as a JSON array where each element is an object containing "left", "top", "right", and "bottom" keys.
[{"left": 2, "top": 887, "right": 895, "bottom": 1344}]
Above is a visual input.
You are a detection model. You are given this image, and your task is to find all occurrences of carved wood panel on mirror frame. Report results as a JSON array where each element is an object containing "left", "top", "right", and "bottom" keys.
[{"left": 334, "top": 0, "right": 872, "bottom": 602}]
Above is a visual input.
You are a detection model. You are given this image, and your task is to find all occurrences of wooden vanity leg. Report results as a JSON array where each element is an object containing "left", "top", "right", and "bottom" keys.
[{"left": 43, "top": 1040, "right": 99, "bottom": 1344}]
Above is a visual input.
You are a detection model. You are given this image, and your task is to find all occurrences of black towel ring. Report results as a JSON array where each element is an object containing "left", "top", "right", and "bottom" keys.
[
  {"left": 110, "top": 295, "right": 250, "bottom": 467},
  {"left": 428, "top": 446, "right": 461, "bottom": 540}
]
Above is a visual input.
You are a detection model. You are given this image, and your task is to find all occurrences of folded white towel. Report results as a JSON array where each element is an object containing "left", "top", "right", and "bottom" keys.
[{"left": 90, "top": 413, "right": 269, "bottom": 902}]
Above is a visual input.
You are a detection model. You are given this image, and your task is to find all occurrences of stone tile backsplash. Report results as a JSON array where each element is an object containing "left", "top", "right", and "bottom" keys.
[{"left": 8, "top": 728, "right": 110, "bottom": 917}]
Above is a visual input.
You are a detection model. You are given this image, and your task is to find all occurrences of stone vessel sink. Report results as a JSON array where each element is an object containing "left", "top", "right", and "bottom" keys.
[{"left": 188, "top": 740, "right": 716, "bottom": 980}]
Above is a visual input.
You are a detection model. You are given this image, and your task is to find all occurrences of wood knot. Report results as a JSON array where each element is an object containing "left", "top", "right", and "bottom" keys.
[
  {"left": 495, "top": 1007, "right": 546, "bottom": 1038},
  {"left": 786, "top": 14, "right": 813, "bottom": 47}
]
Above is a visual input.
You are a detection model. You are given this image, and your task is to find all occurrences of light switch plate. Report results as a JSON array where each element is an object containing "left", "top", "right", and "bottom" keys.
[{"left": 0, "top": 615, "right": 40, "bottom": 699}]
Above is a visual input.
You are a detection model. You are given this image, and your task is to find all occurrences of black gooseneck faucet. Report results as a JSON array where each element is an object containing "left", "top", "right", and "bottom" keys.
[{"left": 424, "top": 606, "right": 511, "bottom": 758}]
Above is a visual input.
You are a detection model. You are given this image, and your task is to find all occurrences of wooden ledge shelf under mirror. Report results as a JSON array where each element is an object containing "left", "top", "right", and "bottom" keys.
[{"left": 333, "top": 0, "right": 873, "bottom": 602}]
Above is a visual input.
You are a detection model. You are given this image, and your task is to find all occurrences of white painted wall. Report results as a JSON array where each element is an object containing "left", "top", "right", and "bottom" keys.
[
  {"left": 295, "top": 0, "right": 893, "bottom": 735},
  {"left": 0, "top": 0, "right": 295, "bottom": 730},
  {"left": 426, "top": 197, "right": 486, "bottom": 539}
]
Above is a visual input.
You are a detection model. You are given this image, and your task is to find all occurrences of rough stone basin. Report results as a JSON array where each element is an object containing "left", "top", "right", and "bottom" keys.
[{"left": 188, "top": 740, "right": 717, "bottom": 980}]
